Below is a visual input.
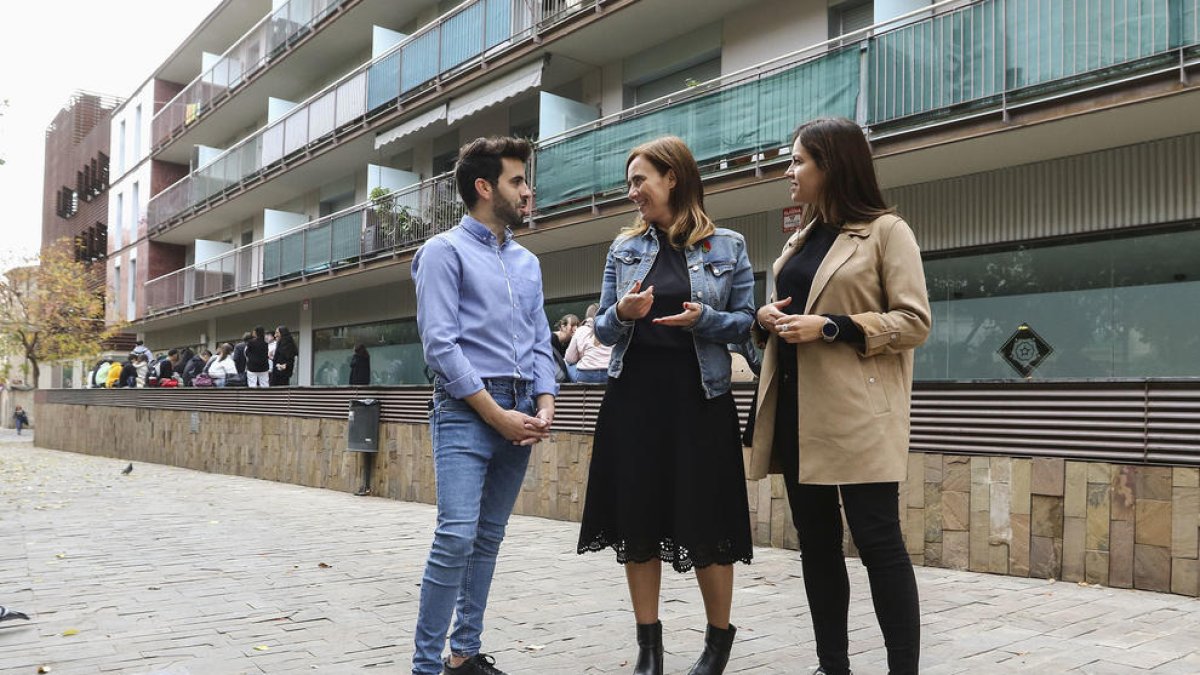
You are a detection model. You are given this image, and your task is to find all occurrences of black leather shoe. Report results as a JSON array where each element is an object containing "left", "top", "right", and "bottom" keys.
[
  {"left": 687, "top": 623, "right": 736, "bottom": 675},
  {"left": 442, "top": 653, "right": 506, "bottom": 675},
  {"left": 633, "top": 620, "right": 663, "bottom": 675},
  {"left": 813, "top": 668, "right": 853, "bottom": 674}
]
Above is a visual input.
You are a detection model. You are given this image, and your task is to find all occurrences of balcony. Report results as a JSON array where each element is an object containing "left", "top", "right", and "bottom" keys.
[
  {"left": 145, "top": 173, "right": 461, "bottom": 315},
  {"left": 146, "top": 0, "right": 601, "bottom": 234},
  {"left": 534, "top": 0, "right": 1200, "bottom": 212},
  {"left": 151, "top": 0, "right": 351, "bottom": 153}
]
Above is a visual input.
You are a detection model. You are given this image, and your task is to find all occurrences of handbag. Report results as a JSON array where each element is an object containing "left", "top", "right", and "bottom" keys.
[
  {"left": 225, "top": 372, "right": 247, "bottom": 387},
  {"left": 192, "top": 373, "right": 215, "bottom": 388}
]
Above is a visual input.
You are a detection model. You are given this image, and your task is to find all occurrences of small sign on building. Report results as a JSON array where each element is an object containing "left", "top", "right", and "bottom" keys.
[
  {"left": 782, "top": 206, "right": 805, "bottom": 233},
  {"left": 998, "top": 323, "right": 1054, "bottom": 378}
]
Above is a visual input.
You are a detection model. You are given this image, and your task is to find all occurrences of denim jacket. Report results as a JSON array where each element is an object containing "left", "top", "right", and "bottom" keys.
[{"left": 594, "top": 226, "right": 755, "bottom": 398}]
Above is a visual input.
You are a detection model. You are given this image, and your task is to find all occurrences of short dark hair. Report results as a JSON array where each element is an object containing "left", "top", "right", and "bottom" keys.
[
  {"left": 136, "top": 339, "right": 144, "bottom": 345},
  {"left": 454, "top": 136, "right": 532, "bottom": 210},
  {"left": 167, "top": 348, "right": 179, "bottom": 357}
]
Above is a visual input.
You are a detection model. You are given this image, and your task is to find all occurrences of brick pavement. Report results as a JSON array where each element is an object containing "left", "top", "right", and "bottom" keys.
[{"left": 2, "top": 435, "right": 1199, "bottom": 674}]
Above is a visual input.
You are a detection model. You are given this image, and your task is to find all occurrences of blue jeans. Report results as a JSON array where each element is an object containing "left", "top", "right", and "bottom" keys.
[
  {"left": 574, "top": 368, "right": 608, "bottom": 384},
  {"left": 412, "top": 379, "right": 534, "bottom": 674}
]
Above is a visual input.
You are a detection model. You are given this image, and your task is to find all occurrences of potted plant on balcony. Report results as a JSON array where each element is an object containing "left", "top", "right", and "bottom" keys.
[{"left": 367, "top": 186, "right": 428, "bottom": 253}]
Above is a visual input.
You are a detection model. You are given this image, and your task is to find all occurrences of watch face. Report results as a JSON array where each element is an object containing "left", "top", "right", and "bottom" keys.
[{"left": 822, "top": 320, "right": 838, "bottom": 339}]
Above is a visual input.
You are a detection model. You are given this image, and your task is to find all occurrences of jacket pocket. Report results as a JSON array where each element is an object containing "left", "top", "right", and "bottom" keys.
[
  {"left": 705, "top": 259, "right": 735, "bottom": 306},
  {"left": 859, "top": 356, "right": 892, "bottom": 415}
]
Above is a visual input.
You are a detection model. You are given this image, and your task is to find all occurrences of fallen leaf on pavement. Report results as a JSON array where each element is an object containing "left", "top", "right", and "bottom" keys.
[{"left": 61, "top": 628, "right": 78, "bottom": 637}]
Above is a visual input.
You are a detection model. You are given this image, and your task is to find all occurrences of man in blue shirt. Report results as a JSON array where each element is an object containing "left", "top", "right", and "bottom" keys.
[{"left": 411, "top": 136, "right": 557, "bottom": 675}]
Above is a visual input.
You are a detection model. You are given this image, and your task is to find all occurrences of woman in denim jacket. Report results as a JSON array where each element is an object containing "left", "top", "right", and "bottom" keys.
[{"left": 577, "top": 136, "right": 754, "bottom": 675}]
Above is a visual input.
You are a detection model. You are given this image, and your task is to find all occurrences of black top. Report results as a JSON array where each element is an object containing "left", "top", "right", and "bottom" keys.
[
  {"left": 174, "top": 348, "right": 194, "bottom": 376},
  {"left": 632, "top": 232, "right": 694, "bottom": 352},
  {"left": 156, "top": 359, "right": 174, "bottom": 381},
  {"left": 274, "top": 339, "right": 297, "bottom": 376},
  {"left": 349, "top": 353, "right": 371, "bottom": 385},
  {"left": 775, "top": 224, "right": 864, "bottom": 363},
  {"left": 182, "top": 355, "right": 207, "bottom": 386},
  {"left": 232, "top": 341, "right": 248, "bottom": 373},
  {"left": 550, "top": 332, "right": 567, "bottom": 357},
  {"left": 120, "top": 363, "right": 137, "bottom": 387},
  {"left": 245, "top": 338, "right": 269, "bottom": 372}
]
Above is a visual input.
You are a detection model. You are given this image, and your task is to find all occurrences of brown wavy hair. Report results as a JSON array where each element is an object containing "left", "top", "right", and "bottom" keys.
[
  {"left": 793, "top": 117, "right": 893, "bottom": 226},
  {"left": 620, "top": 136, "right": 715, "bottom": 249}
]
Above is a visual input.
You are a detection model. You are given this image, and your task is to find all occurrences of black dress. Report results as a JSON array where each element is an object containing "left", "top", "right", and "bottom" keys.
[{"left": 577, "top": 237, "right": 753, "bottom": 573}]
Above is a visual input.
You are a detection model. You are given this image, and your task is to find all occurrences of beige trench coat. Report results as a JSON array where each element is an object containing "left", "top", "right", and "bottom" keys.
[{"left": 744, "top": 214, "right": 932, "bottom": 485}]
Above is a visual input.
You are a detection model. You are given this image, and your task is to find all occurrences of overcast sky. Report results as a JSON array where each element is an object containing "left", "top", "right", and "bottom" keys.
[{"left": 0, "top": 0, "right": 224, "bottom": 265}]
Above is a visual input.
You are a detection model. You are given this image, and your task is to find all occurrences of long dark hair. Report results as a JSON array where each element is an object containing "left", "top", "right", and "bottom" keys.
[
  {"left": 276, "top": 326, "right": 296, "bottom": 350},
  {"left": 793, "top": 117, "right": 893, "bottom": 227},
  {"left": 254, "top": 326, "right": 265, "bottom": 341},
  {"left": 353, "top": 344, "right": 368, "bottom": 358}
]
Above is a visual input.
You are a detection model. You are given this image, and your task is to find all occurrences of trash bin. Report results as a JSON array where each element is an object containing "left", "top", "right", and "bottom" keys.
[{"left": 347, "top": 399, "right": 380, "bottom": 452}]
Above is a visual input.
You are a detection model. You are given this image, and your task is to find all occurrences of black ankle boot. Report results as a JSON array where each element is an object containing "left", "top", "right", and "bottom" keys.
[
  {"left": 687, "top": 623, "right": 736, "bottom": 675},
  {"left": 633, "top": 621, "right": 663, "bottom": 675}
]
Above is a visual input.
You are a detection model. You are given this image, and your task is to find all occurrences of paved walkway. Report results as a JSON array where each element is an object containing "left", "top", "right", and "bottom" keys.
[{"left": 2, "top": 436, "right": 1199, "bottom": 674}]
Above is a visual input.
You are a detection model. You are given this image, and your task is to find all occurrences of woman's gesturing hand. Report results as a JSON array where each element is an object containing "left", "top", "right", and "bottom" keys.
[
  {"left": 616, "top": 279, "right": 655, "bottom": 322},
  {"left": 653, "top": 301, "right": 702, "bottom": 328},
  {"left": 755, "top": 297, "right": 793, "bottom": 333}
]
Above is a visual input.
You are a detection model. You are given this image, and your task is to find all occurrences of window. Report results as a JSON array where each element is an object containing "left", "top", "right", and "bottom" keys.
[
  {"left": 916, "top": 224, "right": 1200, "bottom": 380},
  {"left": 118, "top": 120, "right": 126, "bottom": 174},
  {"left": 133, "top": 105, "right": 142, "bottom": 160},
  {"left": 312, "top": 318, "right": 428, "bottom": 385},
  {"left": 630, "top": 56, "right": 722, "bottom": 106},
  {"left": 113, "top": 264, "right": 121, "bottom": 315},
  {"left": 114, "top": 193, "right": 124, "bottom": 248},
  {"left": 829, "top": 1, "right": 875, "bottom": 43},
  {"left": 131, "top": 182, "right": 140, "bottom": 236},
  {"left": 128, "top": 258, "right": 137, "bottom": 321}
]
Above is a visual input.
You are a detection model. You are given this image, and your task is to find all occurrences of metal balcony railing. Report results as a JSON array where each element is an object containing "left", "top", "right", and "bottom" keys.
[
  {"left": 151, "top": 0, "right": 349, "bottom": 152},
  {"left": 147, "top": 0, "right": 602, "bottom": 232},
  {"left": 144, "top": 172, "right": 463, "bottom": 315},
  {"left": 534, "top": 0, "right": 1200, "bottom": 212}
]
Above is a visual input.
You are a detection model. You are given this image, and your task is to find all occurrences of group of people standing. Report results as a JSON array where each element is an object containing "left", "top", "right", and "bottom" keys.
[
  {"left": 412, "top": 118, "right": 931, "bottom": 675},
  {"left": 90, "top": 327, "right": 299, "bottom": 389}
]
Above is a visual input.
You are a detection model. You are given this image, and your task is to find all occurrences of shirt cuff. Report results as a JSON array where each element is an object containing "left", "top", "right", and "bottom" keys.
[{"left": 442, "top": 370, "right": 484, "bottom": 399}]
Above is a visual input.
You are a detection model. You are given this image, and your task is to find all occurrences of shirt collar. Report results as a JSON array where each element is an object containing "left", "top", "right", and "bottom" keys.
[{"left": 460, "top": 214, "right": 513, "bottom": 247}]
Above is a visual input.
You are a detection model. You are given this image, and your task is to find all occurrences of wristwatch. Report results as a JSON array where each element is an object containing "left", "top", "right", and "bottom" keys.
[{"left": 820, "top": 317, "right": 840, "bottom": 343}]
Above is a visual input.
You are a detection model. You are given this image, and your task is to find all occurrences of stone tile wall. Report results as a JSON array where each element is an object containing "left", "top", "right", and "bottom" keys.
[{"left": 35, "top": 404, "right": 1199, "bottom": 597}]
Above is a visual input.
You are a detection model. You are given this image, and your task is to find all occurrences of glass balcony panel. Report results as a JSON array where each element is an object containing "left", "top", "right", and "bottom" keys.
[
  {"left": 442, "top": 3, "right": 485, "bottom": 72},
  {"left": 305, "top": 221, "right": 332, "bottom": 272},
  {"left": 331, "top": 212, "right": 362, "bottom": 262},
  {"left": 401, "top": 30, "right": 440, "bottom": 94},
  {"left": 536, "top": 48, "right": 861, "bottom": 210},
  {"left": 262, "top": 123, "right": 286, "bottom": 166},
  {"left": 310, "top": 90, "right": 337, "bottom": 139},
  {"left": 368, "top": 51, "right": 402, "bottom": 111},
  {"left": 280, "top": 231, "right": 306, "bottom": 277},
  {"left": 284, "top": 108, "right": 310, "bottom": 156},
  {"left": 336, "top": 71, "right": 368, "bottom": 126}
]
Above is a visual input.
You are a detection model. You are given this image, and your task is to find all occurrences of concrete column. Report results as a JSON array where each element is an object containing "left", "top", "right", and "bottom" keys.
[{"left": 298, "top": 300, "right": 313, "bottom": 386}]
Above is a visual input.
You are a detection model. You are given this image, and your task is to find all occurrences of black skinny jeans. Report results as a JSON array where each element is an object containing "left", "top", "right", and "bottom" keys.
[{"left": 775, "top": 365, "right": 920, "bottom": 675}]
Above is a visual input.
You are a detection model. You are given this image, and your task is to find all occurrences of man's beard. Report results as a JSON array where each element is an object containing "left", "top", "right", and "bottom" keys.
[{"left": 495, "top": 197, "right": 526, "bottom": 229}]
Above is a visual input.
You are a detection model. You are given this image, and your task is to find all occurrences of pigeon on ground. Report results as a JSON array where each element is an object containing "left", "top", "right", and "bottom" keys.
[
  {"left": 121, "top": 463, "right": 133, "bottom": 475},
  {"left": 0, "top": 606, "right": 30, "bottom": 622}
]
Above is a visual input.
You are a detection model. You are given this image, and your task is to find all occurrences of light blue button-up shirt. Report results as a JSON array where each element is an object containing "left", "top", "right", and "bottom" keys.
[{"left": 413, "top": 215, "right": 558, "bottom": 400}]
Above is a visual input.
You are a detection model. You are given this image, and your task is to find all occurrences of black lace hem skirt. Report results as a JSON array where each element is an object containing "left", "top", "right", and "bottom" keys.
[{"left": 577, "top": 345, "right": 753, "bottom": 573}]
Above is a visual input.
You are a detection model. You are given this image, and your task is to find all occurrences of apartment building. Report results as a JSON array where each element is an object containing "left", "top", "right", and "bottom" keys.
[
  {"left": 119, "top": 0, "right": 1198, "bottom": 391},
  {"left": 39, "top": 92, "right": 125, "bottom": 388}
]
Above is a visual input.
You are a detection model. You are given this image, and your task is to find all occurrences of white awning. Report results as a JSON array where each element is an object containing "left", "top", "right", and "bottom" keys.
[
  {"left": 446, "top": 60, "right": 543, "bottom": 125},
  {"left": 374, "top": 104, "right": 448, "bottom": 150}
]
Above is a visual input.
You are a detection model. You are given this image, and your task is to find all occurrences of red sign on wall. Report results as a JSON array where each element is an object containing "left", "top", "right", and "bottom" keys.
[{"left": 782, "top": 206, "right": 805, "bottom": 233}]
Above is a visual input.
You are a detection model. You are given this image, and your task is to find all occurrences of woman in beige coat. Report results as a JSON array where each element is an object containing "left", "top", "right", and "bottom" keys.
[{"left": 747, "top": 117, "right": 931, "bottom": 675}]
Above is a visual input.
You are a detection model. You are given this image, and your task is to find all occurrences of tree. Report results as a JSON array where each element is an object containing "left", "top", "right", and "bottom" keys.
[{"left": 0, "top": 239, "right": 122, "bottom": 386}]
